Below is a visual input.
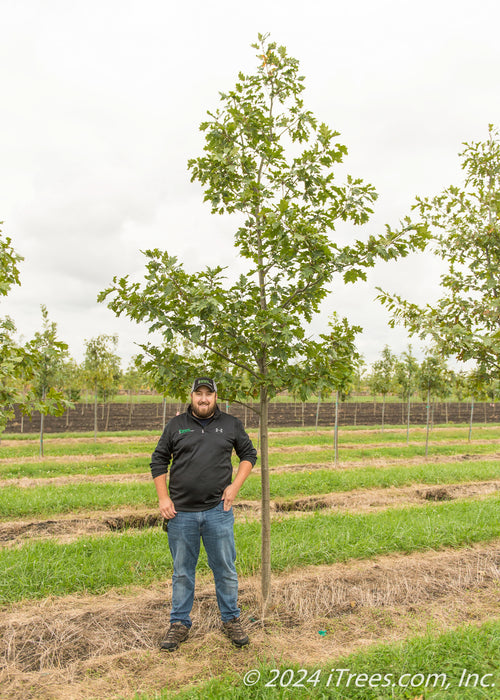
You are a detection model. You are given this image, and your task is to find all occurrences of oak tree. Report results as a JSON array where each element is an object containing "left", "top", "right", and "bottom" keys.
[{"left": 100, "top": 35, "right": 428, "bottom": 612}]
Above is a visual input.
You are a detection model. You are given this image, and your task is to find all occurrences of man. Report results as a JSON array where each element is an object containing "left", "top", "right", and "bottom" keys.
[{"left": 150, "top": 377, "right": 257, "bottom": 651}]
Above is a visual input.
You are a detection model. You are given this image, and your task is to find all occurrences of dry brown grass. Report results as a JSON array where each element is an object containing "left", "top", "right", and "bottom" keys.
[{"left": 1, "top": 542, "right": 499, "bottom": 700}]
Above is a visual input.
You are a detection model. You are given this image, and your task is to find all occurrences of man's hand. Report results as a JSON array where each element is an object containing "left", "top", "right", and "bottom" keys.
[
  {"left": 159, "top": 496, "right": 177, "bottom": 520},
  {"left": 221, "top": 460, "right": 253, "bottom": 511},
  {"left": 221, "top": 483, "right": 239, "bottom": 511}
]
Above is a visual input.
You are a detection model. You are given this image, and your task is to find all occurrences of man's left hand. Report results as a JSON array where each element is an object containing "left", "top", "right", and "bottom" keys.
[{"left": 221, "top": 484, "right": 239, "bottom": 511}]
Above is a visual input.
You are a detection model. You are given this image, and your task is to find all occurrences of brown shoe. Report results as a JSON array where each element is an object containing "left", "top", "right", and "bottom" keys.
[
  {"left": 222, "top": 617, "right": 249, "bottom": 647},
  {"left": 160, "top": 622, "right": 190, "bottom": 651}
]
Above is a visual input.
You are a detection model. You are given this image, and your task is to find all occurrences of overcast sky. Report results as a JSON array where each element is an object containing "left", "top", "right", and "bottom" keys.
[{"left": 1, "top": 0, "right": 499, "bottom": 370}]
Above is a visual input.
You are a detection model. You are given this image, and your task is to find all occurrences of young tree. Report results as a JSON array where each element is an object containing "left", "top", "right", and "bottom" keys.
[
  {"left": 83, "top": 334, "right": 121, "bottom": 439},
  {"left": 59, "top": 357, "right": 82, "bottom": 427},
  {"left": 417, "top": 350, "right": 448, "bottom": 457},
  {"left": 24, "top": 305, "right": 71, "bottom": 456},
  {"left": 394, "top": 346, "right": 419, "bottom": 443},
  {"left": 99, "top": 35, "right": 427, "bottom": 613},
  {"left": 0, "top": 225, "right": 25, "bottom": 437},
  {"left": 378, "top": 126, "right": 500, "bottom": 379},
  {"left": 122, "top": 355, "right": 151, "bottom": 425},
  {"left": 368, "top": 345, "right": 396, "bottom": 431},
  {"left": 464, "top": 364, "right": 491, "bottom": 441}
]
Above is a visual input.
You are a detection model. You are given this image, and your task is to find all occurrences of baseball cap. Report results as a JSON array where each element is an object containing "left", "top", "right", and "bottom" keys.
[{"left": 191, "top": 377, "right": 217, "bottom": 393}]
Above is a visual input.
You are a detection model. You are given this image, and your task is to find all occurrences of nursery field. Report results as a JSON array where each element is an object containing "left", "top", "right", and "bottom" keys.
[{"left": 0, "top": 423, "right": 499, "bottom": 699}]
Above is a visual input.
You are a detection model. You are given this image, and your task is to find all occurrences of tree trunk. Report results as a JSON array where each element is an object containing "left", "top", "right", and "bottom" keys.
[
  {"left": 259, "top": 388, "right": 271, "bottom": 619},
  {"left": 425, "top": 387, "right": 431, "bottom": 459},
  {"left": 39, "top": 387, "right": 46, "bottom": 458},
  {"left": 94, "top": 387, "right": 98, "bottom": 443},
  {"left": 105, "top": 402, "right": 111, "bottom": 431},
  {"left": 334, "top": 390, "right": 339, "bottom": 464},
  {"left": 162, "top": 397, "right": 167, "bottom": 430},
  {"left": 315, "top": 393, "right": 321, "bottom": 431},
  {"left": 406, "top": 393, "right": 411, "bottom": 445},
  {"left": 468, "top": 398, "right": 474, "bottom": 443},
  {"left": 381, "top": 394, "right": 386, "bottom": 432},
  {"left": 128, "top": 390, "right": 133, "bottom": 426}
]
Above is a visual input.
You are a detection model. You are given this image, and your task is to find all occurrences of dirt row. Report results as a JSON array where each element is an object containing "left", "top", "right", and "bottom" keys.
[
  {"left": 4, "top": 422, "right": 500, "bottom": 447},
  {"left": 2, "top": 448, "right": 499, "bottom": 490},
  {"left": 1, "top": 542, "right": 499, "bottom": 700},
  {"left": 1, "top": 480, "right": 499, "bottom": 547},
  {"left": 2, "top": 437, "right": 500, "bottom": 465}
]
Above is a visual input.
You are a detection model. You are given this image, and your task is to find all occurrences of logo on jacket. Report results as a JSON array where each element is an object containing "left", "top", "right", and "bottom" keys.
[
  {"left": 216, "top": 428, "right": 224, "bottom": 433},
  {"left": 179, "top": 428, "right": 194, "bottom": 434}
]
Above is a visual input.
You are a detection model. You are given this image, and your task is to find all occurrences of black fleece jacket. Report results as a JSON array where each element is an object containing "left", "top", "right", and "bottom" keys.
[{"left": 150, "top": 405, "right": 257, "bottom": 511}]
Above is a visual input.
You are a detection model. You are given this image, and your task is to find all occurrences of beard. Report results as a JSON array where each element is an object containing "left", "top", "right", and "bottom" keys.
[{"left": 191, "top": 400, "right": 216, "bottom": 419}]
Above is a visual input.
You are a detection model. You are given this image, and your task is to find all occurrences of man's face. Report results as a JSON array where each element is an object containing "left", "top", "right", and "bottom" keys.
[{"left": 190, "top": 386, "right": 217, "bottom": 419}]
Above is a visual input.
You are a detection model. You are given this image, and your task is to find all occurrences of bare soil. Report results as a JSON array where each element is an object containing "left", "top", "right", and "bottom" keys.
[
  {"left": 2, "top": 448, "right": 499, "bottom": 490},
  {"left": 1, "top": 542, "right": 498, "bottom": 700},
  {"left": 1, "top": 480, "right": 499, "bottom": 546}
]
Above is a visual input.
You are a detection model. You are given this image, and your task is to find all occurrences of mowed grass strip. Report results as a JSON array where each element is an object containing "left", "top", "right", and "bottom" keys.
[
  {"left": 242, "top": 459, "right": 500, "bottom": 501},
  {"left": 0, "top": 480, "right": 157, "bottom": 518},
  {"left": 1, "top": 495, "right": 499, "bottom": 601},
  {"left": 2, "top": 459, "right": 500, "bottom": 519},
  {"left": 161, "top": 619, "right": 500, "bottom": 699},
  {"left": 0, "top": 440, "right": 156, "bottom": 459},
  {"left": 2, "top": 429, "right": 160, "bottom": 441},
  {"left": 2, "top": 443, "right": 500, "bottom": 483},
  {"left": 268, "top": 442, "right": 500, "bottom": 468},
  {"left": 0, "top": 456, "right": 149, "bottom": 480},
  {"left": 3, "top": 423, "right": 500, "bottom": 461},
  {"left": 267, "top": 426, "right": 500, "bottom": 447}
]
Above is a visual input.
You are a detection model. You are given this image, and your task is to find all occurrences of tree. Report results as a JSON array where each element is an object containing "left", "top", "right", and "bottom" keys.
[
  {"left": 417, "top": 350, "right": 448, "bottom": 457},
  {"left": 464, "top": 365, "right": 490, "bottom": 441},
  {"left": 99, "top": 35, "right": 427, "bottom": 614},
  {"left": 59, "top": 357, "right": 82, "bottom": 427},
  {"left": 122, "top": 355, "right": 149, "bottom": 425},
  {"left": 368, "top": 345, "right": 396, "bottom": 431},
  {"left": 394, "top": 346, "right": 419, "bottom": 443},
  {"left": 24, "top": 305, "right": 70, "bottom": 456},
  {"left": 378, "top": 125, "right": 500, "bottom": 379},
  {"left": 0, "top": 224, "right": 22, "bottom": 296},
  {"left": 83, "top": 334, "right": 121, "bottom": 439},
  {"left": 0, "top": 225, "right": 25, "bottom": 437},
  {"left": 322, "top": 316, "right": 361, "bottom": 462}
]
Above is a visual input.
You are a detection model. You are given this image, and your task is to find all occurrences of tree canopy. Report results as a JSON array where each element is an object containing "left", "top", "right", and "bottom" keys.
[{"left": 378, "top": 125, "right": 500, "bottom": 378}]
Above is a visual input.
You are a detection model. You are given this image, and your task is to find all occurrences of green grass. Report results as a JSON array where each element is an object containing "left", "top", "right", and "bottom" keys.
[
  {"left": 2, "top": 429, "right": 160, "bottom": 441},
  {"left": 267, "top": 426, "right": 500, "bottom": 447},
  {"left": 0, "top": 440, "right": 156, "bottom": 459},
  {"left": 240, "top": 459, "right": 500, "bottom": 501},
  {"left": 153, "top": 619, "right": 500, "bottom": 699},
  {"left": 1, "top": 437, "right": 497, "bottom": 469},
  {"left": 1, "top": 495, "right": 499, "bottom": 602},
  {"left": 0, "top": 480, "right": 158, "bottom": 518},
  {"left": 0, "top": 456, "right": 150, "bottom": 480},
  {"left": 2, "top": 458, "right": 499, "bottom": 518},
  {"left": 266, "top": 442, "right": 500, "bottom": 469}
]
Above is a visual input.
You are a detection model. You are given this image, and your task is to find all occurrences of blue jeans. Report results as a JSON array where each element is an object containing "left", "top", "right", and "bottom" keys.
[{"left": 166, "top": 500, "right": 240, "bottom": 627}]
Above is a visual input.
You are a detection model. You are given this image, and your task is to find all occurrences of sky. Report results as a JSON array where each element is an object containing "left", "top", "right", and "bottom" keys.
[{"left": 1, "top": 0, "right": 499, "bottom": 370}]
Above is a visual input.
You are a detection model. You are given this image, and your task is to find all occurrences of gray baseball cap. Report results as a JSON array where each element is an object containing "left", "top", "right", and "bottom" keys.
[{"left": 191, "top": 377, "right": 217, "bottom": 393}]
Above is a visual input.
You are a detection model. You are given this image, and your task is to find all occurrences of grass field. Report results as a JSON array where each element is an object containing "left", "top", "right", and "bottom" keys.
[{"left": 0, "top": 422, "right": 499, "bottom": 699}]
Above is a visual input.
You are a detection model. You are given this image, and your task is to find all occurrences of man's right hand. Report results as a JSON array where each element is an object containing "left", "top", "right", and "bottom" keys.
[{"left": 159, "top": 496, "right": 177, "bottom": 520}]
